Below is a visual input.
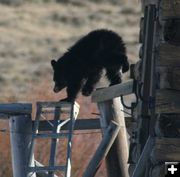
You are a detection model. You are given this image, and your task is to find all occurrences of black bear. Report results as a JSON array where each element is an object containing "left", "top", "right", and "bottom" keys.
[{"left": 51, "top": 29, "right": 129, "bottom": 102}]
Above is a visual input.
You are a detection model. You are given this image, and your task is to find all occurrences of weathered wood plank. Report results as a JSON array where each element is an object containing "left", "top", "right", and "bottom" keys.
[
  {"left": 37, "top": 119, "right": 101, "bottom": 131},
  {"left": 36, "top": 117, "right": 133, "bottom": 131},
  {"left": 151, "top": 138, "right": 180, "bottom": 162},
  {"left": 158, "top": 43, "right": 180, "bottom": 66},
  {"left": 157, "top": 67, "right": 180, "bottom": 90},
  {"left": 163, "top": 19, "right": 180, "bottom": 45},
  {"left": 156, "top": 89, "right": 180, "bottom": 113},
  {"left": 161, "top": 0, "right": 180, "bottom": 18},
  {"left": 92, "top": 79, "right": 134, "bottom": 103},
  {"left": 0, "top": 103, "right": 32, "bottom": 115},
  {"left": 98, "top": 98, "right": 129, "bottom": 177},
  {"left": 38, "top": 101, "right": 80, "bottom": 114},
  {"left": 37, "top": 101, "right": 79, "bottom": 108}
]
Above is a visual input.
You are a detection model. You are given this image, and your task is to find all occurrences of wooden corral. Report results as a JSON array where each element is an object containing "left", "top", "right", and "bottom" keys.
[
  {"left": 0, "top": 102, "right": 130, "bottom": 177},
  {"left": 0, "top": 1, "right": 180, "bottom": 177}
]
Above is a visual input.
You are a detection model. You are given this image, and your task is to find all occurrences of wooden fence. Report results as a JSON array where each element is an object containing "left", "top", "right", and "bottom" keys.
[{"left": 0, "top": 0, "right": 180, "bottom": 177}]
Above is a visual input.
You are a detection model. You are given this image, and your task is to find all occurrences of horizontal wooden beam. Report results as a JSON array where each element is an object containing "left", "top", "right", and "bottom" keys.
[
  {"left": 36, "top": 118, "right": 101, "bottom": 131},
  {"left": 151, "top": 138, "right": 180, "bottom": 162},
  {"left": 37, "top": 101, "right": 80, "bottom": 109},
  {"left": 161, "top": 0, "right": 180, "bottom": 19},
  {"left": 92, "top": 79, "right": 135, "bottom": 103},
  {"left": 35, "top": 117, "right": 133, "bottom": 131},
  {"left": 158, "top": 43, "right": 180, "bottom": 66},
  {"left": 0, "top": 103, "right": 32, "bottom": 116}
]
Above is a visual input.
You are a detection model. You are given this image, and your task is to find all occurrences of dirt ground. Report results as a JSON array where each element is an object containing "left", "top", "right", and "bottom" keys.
[{"left": 0, "top": 0, "right": 141, "bottom": 176}]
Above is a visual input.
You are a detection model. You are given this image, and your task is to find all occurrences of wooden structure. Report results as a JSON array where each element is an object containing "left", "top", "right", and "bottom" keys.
[
  {"left": 0, "top": 102, "right": 129, "bottom": 177},
  {"left": 92, "top": 0, "right": 180, "bottom": 176},
  {"left": 130, "top": 0, "right": 180, "bottom": 176},
  {"left": 97, "top": 98, "right": 129, "bottom": 177},
  {"left": 0, "top": 0, "right": 180, "bottom": 177}
]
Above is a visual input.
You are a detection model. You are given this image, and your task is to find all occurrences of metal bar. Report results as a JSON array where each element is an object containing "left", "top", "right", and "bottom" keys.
[
  {"left": 34, "top": 133, "right": 68, "bottom": 139},
  {"left": 8, "top": 117, "right": 132, "bottom": 131},
  {"left": 37, "top": 118, "right": 101, "bottom": 131},
  {"left": 37, "top": 101, "right": 79, "bottom": 109},
  {"left": 28, "top": 166, "right": 66, "bottom": 173},
  {"left": 28, "top": 104, "right": 42, "bottom": 168},
  {"left": 48, "top": 107, "right": 61, "bottom": 177},
  {"left": 65, "top": 103, "right": 79, "bottom": 177},
  {"left": 34, "top": 161, "right": 58, "bottom": 177}
]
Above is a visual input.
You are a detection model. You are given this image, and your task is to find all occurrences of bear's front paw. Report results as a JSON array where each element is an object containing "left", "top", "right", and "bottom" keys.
[{"left": 82, "top": 87, "right": 94, "bottom": 96}]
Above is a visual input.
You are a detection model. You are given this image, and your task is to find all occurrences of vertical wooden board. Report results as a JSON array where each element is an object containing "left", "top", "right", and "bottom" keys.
[
  {"left": 161, "top": 0, "right": 180, "bottom": 18},
  {"left": 157, "top": 43, "right": 180, "bottom": 66}
]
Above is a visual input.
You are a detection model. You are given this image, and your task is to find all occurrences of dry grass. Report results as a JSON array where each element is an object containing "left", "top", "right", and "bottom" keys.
[
  {"left": 0, "top": 0, "right": 140, "bottom": 176},
  {"left": 0, "top": 0, "right": 140, "bottom": 99}
]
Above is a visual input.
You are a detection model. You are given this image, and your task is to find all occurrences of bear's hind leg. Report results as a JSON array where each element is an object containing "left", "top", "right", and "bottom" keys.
[{"left": 106, "top": 67, "right": 122, "bottom": 86}]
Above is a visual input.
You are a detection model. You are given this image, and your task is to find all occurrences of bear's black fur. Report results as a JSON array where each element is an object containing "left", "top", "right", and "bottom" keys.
[{"left": 51, "top": 29, "right": 129, "bottom": 102}]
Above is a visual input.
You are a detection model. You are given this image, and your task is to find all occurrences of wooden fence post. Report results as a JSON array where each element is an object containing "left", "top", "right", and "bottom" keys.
[
  {"left": 9, "top": 114, "right": 36, "bottom": 177},
  {"left": 98, "top": 97, "right": 129, "bottom": 177}
]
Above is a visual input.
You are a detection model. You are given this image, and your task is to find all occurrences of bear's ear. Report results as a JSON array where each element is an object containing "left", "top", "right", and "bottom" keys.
[{"left": 51, "top": 60, "right": 57, "bottom": 68}]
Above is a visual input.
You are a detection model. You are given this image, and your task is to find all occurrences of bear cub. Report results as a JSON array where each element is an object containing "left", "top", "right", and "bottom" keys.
[{"left": 51, "top": 29, "right": 129, "bottom": 102}]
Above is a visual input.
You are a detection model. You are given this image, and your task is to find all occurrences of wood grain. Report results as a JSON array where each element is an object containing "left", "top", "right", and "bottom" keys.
[
  {"left": 151, "top": 138, "right": 180, "bottom": 162},
  {"left": 161, "top": 0, "right": 180, "bottom": 19},
  {"left": 158, "top": 43, "right": 180, "bottom": 67}
]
